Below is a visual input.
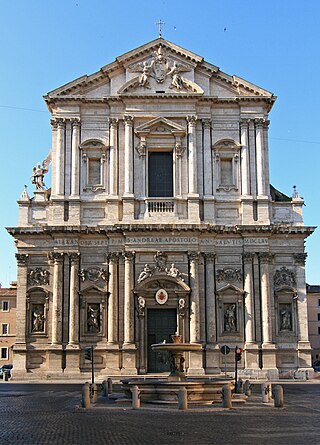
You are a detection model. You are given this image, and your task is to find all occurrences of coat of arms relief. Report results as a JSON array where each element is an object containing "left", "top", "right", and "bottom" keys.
[{"left": 120, "top": 45, "right": 202, "bottom": 94}]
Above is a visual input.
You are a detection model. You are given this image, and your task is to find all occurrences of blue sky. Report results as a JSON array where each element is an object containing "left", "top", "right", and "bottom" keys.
[{"left": 0, "top": 0, "right": 319, "bottom": 286}]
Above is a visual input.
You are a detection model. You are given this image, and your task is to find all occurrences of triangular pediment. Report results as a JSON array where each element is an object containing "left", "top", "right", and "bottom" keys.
[
  {"left": 44, "top": 38, "right": 275, "bottom": 109},
  {"left": 135, "top": 117, "right": 186, "bottom": 136}
]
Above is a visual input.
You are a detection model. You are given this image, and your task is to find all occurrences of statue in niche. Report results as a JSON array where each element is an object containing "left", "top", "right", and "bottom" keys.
[
  {"left": 224, "top": 304, "right": 237, "bottom": 332},
  {"left": 31, "top": 162, "right": 48, "bottom": 190},
  {"left": 87, "top": 304, "right": 100, "bottom": 333},
  {"left": 32, "top": 305, "right": 45, "bottom": 332},
  {"left": 280, "top": 306, "right": 292, "bottom": 331}
]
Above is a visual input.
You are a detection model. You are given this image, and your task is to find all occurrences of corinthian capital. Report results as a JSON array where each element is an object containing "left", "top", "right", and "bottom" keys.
[
  {"left": 243, "top": 252, "right": 255, "bottom": 263},
  {"left": 122, "top": 251, "right": 135, "bottom": 261},
  {"left": 15, "top": 253, "right": 29, "bottom": 267},
  {"left": 107, "top": 252, "right": 120, "bottom": 263},
  {"left": 186, "top": 115, "right": 197, "bottom": 126},
  {"left": 293, "top": 253, "right": 307, "bottom": 265},
  {"left": 123, "top": 115, "right": 134, "bottom": 126},
  {"left": 239, "top": 118, "right": 250, "bottom": 128},
  {"left": 188, "top": 251, "right": 200, "bottom": 262},
  {"left": 71, "top": 118, "right": 81, "bottom": 128},
  {"left": 48, "top": 252, "right": 64, "bottom": 264},
  {"left": 69, "top": 252, "right": 80, "bottom": 263},
  {"left": 259, "top": 252, "right": 273, "bottom": 264},
  {"left": 204, "top": 252, "right": 215, "bottom": 262},
  {"left": 254, "top": 118, "right": 265, "bottom": 128},
  {"left": 202, "top": 118, "right": 211, "bottom": 130},
  {"left": 109, "top": 118, "right": 118, "bottom": 128}
]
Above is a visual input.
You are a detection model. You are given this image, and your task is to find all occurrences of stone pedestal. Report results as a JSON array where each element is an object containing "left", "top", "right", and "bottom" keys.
[
  {"left": 187, "top": 350, "right": 204, "bottom": 375},
  {"left": 122, "top": 196, "right": 135, "bottom": 222},
  {"left": 205, "top": 344, "right": 221, "bottom": 374},
  {"left": 121, "top": 344, "right": 137, "bottom": 375},
  {"left": 104, "top": 345, "right": 121, "bottom": 374},
  {"left": 203, "top": 196, "right": 215, "bottom": 222},
  {"left": 187, "top": 196, "right": 200, "bottom": 222},
  {"left": 47, "top": 346, "right": 64, "bottom": 373},
  {"left": 65, "top": 344, "right": 80, "bottom": 374},
  {"left": 241, "top": 197, "right": 254, "bottom": 224},
  {"left": 12, "top": 344, "right": 28, "bottom": 379},
  {"left": 244, "top": 343, "right": 260, "bottom": 370},
  {"left": 261, "top": 343, "right": 278, "bottom": 379}
]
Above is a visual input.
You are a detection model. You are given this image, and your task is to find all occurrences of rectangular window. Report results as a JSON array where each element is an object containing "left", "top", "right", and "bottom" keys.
[
  {"left": 2, "top": 324, "right": 9, "bottom": 335},
  {"left": 318, "top": 326, "right": 320, "bottom": 335},
  {"left": 88, "top": 158, "right": 101, "bottom": 185},
  {"left": 2, "top": 301, "right": 9, "bottom": 311},
  {"left": 318, "top": 299, "right": 320, "bottom": 306},
  {"left": 318, "top": 313, "right": 320, "bottom": 321},
  {"left": 220, "top": 159, "right": 233, "bottom": 185},
  {"left": 1, "top": 348, "right": 8, "bottom": 359},
  {"left": 148, "top": 152, "right": 173, "bottom": 197}
]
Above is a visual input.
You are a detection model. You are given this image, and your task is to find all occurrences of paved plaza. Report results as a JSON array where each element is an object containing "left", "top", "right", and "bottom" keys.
[{"left": 1, "top": 382, "right": 320, "bottom": 444}]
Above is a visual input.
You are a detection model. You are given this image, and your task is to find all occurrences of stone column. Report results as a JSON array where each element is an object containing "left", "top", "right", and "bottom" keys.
[
  {"left": 263, "top": 119, "right": 270, "bottom": 194},
  {"left": 109, "top": 118, "right": 118, "bottom": 196},
  {"left": 259, "top": 252, "right": 273, "bottom": 345},
  {"left": 240, "top": 119, "right": 250, "bottom": 196},
  {"left": 248, "top": 119, "right": 257, "bottom": 196},
  {"left": 243, "top": 253, "right": 255, "bottom": 344},
  {"left": 294, "top": 253, "right": 312, "bottom": 369},
  {"left": 174, "top": 138, "right": 184, "bottom": 198},
  {"left": 55, "top": 118, "right": 66, "bottom": 196},
  {"left": 188, "top": 251, "right": 204, "bottom": 374},
  {"left": 259, "top": 252, "right": 277, "bottom": 376},
  {"left": 123, "top": 251, "right": 135, "bottom": 345},
  {"left": 203, "top": 119, "right": 212, "bottom": 196},
  {"left": 107, "top": 253, "right": 119, "bottom": 344},
  {"left": 49, "top": 252, "right": 64, "bottom": 346},
  {"left": 189, "top": 251, "right": 200, "bottom": 343},
  {"left": 68, "top": 253, "right": 80, "bottom": 345},
  {"left": 187, "top": 116, "right": 198, "bottom": 195},
  {"left": 70, "top": 119, "right": 80, "bottom": 197},
  {"left": 123, "top": 115, "right": 134, "bottom": 196},
  {"left": 255, "top": 118, "right": 265, "bottom": 196},
  {"left": 204, "top": 253, "right": 216, "bottom": 343}
]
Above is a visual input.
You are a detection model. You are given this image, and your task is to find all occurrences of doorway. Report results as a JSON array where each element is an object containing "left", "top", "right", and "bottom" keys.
[{"left": 147, "top": 308, "right": 177, "bottom": 373}]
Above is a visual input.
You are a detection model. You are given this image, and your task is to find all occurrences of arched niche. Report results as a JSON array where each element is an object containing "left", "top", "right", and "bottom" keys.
[{"left": 26, "top": 287, "right": 50, "bottom": 337}]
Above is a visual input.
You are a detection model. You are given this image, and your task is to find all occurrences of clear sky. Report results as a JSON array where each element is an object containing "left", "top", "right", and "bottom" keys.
[{"left": 0, "top": 0, "right": 319, "bottom": 286}]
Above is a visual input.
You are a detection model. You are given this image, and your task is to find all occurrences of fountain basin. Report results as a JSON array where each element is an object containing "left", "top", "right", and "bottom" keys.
[{"left": 121, "top": 378, "right": 233, "bottom": 405}]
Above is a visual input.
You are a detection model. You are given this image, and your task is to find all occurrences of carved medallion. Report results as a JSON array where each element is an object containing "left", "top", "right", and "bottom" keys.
[
  {"left": 79, "top": 267, "right": 108, "bottom": 282},
  {"left": 28, "top": 268, "right": 50, "bottom": 286}
]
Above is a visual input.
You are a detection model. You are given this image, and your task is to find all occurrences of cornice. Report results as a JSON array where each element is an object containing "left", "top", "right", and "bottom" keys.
[{"left": 7, "top": 224, "right": 316, "bottom": 238}]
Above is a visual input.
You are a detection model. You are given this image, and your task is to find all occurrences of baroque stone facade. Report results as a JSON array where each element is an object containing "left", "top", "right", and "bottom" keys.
[{"left": 8, "top": 38, "right": 315, "bottom": 379}]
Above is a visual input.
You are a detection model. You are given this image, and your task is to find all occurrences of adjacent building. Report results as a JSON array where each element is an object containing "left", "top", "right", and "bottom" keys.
[
  {"left": 307, "top": 284, "right": 320, "bottom": 363},
  {"left": 8, "top": 38, "right": 315, "bottom": 380},
  {"left": 0, "top": 283, "right": 17, "bottom": 366}
]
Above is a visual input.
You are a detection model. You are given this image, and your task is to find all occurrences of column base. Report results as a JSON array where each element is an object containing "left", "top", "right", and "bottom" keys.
[
  {"left": 244, "top": 343, "right": 260, "bottom": 370},
  {"left": 12, "top": 343, "right": 28, "bottom": 377},
  {"left": 261, "top": 343, "right": 278, "bottom": 378},
  {"left": 187, "top": 196, "right": 200, "bottom": 222},
  {"left": 47, "top": 345, "right": 64, "bottom": 373},
  {"left": 65, "top": 344, "right": 80, "bottom": 372}
]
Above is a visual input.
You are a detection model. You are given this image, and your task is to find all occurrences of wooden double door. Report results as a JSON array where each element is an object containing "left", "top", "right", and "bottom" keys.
[{"left": 147, "top": 308, "right": 177, "bottom": 373}]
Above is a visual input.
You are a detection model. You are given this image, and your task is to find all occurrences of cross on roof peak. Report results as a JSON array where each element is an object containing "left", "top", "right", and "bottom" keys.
[{"left": 155, "top": 19, "right": 165, "bottom": 38}]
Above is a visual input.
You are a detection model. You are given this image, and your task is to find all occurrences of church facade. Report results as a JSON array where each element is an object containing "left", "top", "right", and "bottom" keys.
[{"left": 8, "top": 38, "right": 315, "bottom": 380}]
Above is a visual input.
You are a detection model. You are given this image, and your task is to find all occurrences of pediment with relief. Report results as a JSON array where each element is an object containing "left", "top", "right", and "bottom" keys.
[{"left": 118, "top": 45, "right": 204, "bottom": 95}]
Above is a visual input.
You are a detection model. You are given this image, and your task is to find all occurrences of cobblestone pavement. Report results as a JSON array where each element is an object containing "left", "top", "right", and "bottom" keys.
[{"left": 1, "top": 383, "right": 320, "bottom": 444}]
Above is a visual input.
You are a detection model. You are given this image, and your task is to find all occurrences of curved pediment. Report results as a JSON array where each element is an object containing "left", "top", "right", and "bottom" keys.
[
  {"left": 80, "top": 283, "right": 108, "bottom": 295},
  {"left": 134, "top": 274, "right": 190, "bottom": 294},
  {"left": 80, "top": 139, "right": 107, "bottom": 150}
]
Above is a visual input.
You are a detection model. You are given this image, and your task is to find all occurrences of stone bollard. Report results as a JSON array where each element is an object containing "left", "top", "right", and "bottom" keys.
[
  {"left": 102, "top": 380, "right": 108, "bottom": 397},
  {"left": 178, "top": 387, "right": 188, "bottom": 411},
  {"left": 272, "top": 385, "right": 284, "bottom": 408},
  {"left": 82, "top": 382, "right": 91, "bottom": 409},
  {"left": 107, "top": 377, "right": 113, "bottom": 395},
  {"left": 262, "top": 382, "right": 272, "bottom": 403},
  {"left": 243, "top": 380, "right": 252, "bottom": 397},
  {"left": 221, "top": 384, "right": 232, "bottom": 409},
  {"left": 131, "top": 385, "right": 141, "bottom": 410},
  {"left": 92, "top": 383, "right": 98, "bottom": 405}
]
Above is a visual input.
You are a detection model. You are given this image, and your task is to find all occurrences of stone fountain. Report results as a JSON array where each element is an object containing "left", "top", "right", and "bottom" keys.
[{"left": 121, "top": 334, "right": 232, "bottom": 405}]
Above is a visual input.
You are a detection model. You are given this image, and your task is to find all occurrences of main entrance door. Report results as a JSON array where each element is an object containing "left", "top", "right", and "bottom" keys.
[{"left": 147, "top": 308, "right": 177, "bottom": 373}]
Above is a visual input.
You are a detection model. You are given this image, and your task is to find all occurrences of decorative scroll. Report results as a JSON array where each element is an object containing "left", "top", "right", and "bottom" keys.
[
  {"left": 137, "top": 296, "right": 146, "bottom": 317},
  {"left": 178, "top": 298, "right": 186, "bottom": 317}
]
